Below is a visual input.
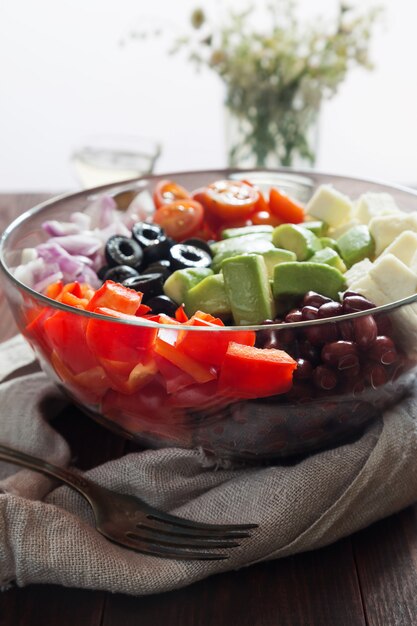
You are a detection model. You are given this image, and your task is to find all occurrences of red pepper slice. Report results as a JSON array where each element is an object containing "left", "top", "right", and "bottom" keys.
[
  {"left": 44, "top": 310, "right": 98, "bottom": 374},
  {"left": 86, "top": 307, "right": 157, "bottom": 363},
  {"left": 154, "top": 337, "right": 216, "bottom": 384},
  {"left": 175, "top": 305, "right": 188, "bottom": 323},
  {"left": 45, "top": 280, "right": 63, "bottom": 299},
  {"left": 86, "top": 280, "right": 142, "bottom": 315},
  {"left": 218, "top": 342, "right": 297, "bottom": 398},
  {"left": 176, "top": 314, "right": 255, "bottom": 367}
]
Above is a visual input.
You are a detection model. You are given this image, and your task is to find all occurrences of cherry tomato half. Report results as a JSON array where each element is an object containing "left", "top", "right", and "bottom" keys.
[
  {"left": 197, "top": 180, "right": 259, "bottom": 222},
  {"left": 269, "top": 187, "right": 305, "bottom": 224},
  {"left": 153, "top": 180, "right": 191, "bottom": 210},
  {"left": 153, "top": 199, "right": 204, "bottom": 240},
  {"left": 252, "top": 210, "right": 282, "bottom": 227}
]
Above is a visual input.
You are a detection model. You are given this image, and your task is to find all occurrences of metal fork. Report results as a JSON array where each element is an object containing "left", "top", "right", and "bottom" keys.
[{"left": 0, "top": 443, "right": 257, "bottom": 560}]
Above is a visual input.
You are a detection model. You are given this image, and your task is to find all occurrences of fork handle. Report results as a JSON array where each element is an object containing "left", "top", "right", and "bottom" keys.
[{"left": 0, "top": 443, "right": 92, "bottom": 496}]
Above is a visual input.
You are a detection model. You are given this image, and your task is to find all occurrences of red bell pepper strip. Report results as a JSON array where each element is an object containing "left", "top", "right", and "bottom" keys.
[
  {"left": 86, "top": 307, "right": 157, "bottom": 363},
  {"left": 175, "top": 305, "right": 188, "bottom": 323},
  {"left": 269, "top": 187, "right": 305, "bottom": 224},
  {"left": 44, "top": 310, "right": 98, "bottom": 374},
  {"left": 86, "top": 280, "right": 142, "bottom": 315},
  {"left": 154, "top": 337, "right": 216, "bottom": 384},
  {"left": 51, "top": 350, "right": 109, "bottom": 405},
  {"left": 218, "top": 342, "right": 297, "bottom": 398},
  {"left": 176, "top": 314, "right": 256, "bottom": 367},
  {"left": 45, "top": 280, "right": 63, "bottom": 299}
]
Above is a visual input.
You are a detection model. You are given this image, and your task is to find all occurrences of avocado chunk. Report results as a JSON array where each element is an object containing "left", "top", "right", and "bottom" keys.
[
  {"left": 220, "top": 225, "right": 274, "bottom": 239},
  {"left": 309, "top": 247, "right": 347, "bottom": 273},
  {"left": 222, "top": 254, "right": 275, "bottom": 325},
  {"left": 320, "top": 236, "right": 339, "bottom": 252},
  {"left": 210, "top": 232, "right": 272, "bottom": 256},
  {"left": 163, "top": 268, "right": 213, "bottom": 305},
  {"left": 302, "top": 220, "right": 328, "bottom": 237},
  {"left": 336, "top": 225, "right": 375, "bottom": 268},
  {"left": 185, "top": 273, "right": 231, "bottom": 318},
  {"left": 272, "top": 224, "right": 322, "bottom": 261},
  {"left": 211, "top": 238, "right": 275, "bottom": 272},
  {"left": 262, "top": 248, "right": 297, "bottom": 278},
  {"left": 273, "top": 262, "right": 346, "bottom": 301}
]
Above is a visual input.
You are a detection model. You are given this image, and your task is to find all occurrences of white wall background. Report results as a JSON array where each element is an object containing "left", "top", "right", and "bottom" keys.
[{"left": 0, "top": 0, "right": 416, "bottom": 191}]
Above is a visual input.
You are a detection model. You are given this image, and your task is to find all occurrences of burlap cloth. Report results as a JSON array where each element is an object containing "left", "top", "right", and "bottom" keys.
[{"left": 1, "top": 335, "right": 417, "bottom": 596}]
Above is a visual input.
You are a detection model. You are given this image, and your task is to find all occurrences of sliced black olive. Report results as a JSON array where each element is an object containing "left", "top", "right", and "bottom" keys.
[
  {"left": 144, "top": 259, "right": 172, "bottom": 280},
  {"left": 146, "top": 295, "right": 178, "bottom": 317},
  {"left": 132, "top": 222, "right": 173, "bottom": 264},
  {"left": 104, "top": 265, "right": 140, "bottom": 284},
  {"left": 122, "top": 272, "right": 165, "bottom": 302},
  {"left": 105, "top": 235, "right": 143, "bottom": 269},
  {"left": 97, "top": 265, "right": 109, "bottom": 281},
  {"left": 168, "top": 244, "right": 212, "bottom": 271},
  {"left": 182, "top": 238, "right": 213, "bottom": 257}
]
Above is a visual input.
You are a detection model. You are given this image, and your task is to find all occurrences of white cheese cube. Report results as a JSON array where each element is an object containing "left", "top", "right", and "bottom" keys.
[
  {"left": 379, "top": 230, "right": 417, "bottom": 267},
  {"left": 329, "top": 219, "right": 360, "bottom": 239},
  {"left": 369, "top": 254, "right": 417, "bottom": 302},
  {"left": 306, "top": 185, "right": 353, "bottom": 228},
  {"left": 354, "top": 192, "right": 401, "bottom": 225},
  {"left": 348, "top": 275, "right": 388, "bottom": 305},
  {"left": 369, "top": 212, "right": 417, "bottom": 255},
  {"left": 344, "top": 258, "right": 373, "bottom": 286}
]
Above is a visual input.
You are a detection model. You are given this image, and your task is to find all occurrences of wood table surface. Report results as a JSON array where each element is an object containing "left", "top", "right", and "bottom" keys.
[{"left": 1, "top": 193, "right": 417, "bottom": 626}]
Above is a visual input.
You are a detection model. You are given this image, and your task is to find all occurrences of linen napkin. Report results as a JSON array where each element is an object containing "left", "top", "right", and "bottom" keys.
[{"left": 1, "top": 335, "right": 417, "bottom": 596}]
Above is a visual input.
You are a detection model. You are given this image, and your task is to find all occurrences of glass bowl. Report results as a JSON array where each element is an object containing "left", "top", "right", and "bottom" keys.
[{"left": 1, "top": 169, "right": 417, "bottom": 463}]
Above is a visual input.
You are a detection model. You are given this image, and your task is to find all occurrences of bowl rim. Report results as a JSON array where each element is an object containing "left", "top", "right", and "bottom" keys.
[{"left": 1, "top": 166, "right": 417, "bottom": 332}]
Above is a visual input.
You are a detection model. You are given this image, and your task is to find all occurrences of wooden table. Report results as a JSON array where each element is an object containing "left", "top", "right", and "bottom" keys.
[{"left": 1, "top": 193, "right": 417, "bottom": 626}]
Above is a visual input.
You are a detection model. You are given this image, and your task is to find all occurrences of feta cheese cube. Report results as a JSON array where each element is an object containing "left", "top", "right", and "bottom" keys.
[
  {"left": 369, "top": 254, "right": 417, "bottom": 301},
  {"left": 354, "top": 192, "right": 400, "bottom": 225},
  {"left": 379, "top": 230, "right": 417, "bottom": 267},
  {"left": 369, "top": 212, "right": 417, "bottom": 255},
  {"left": 306, "top": 185, "right": 353, "bottom": 228},
  {"left": 344, "top": 258, "right": 373, "bottom": 286}
]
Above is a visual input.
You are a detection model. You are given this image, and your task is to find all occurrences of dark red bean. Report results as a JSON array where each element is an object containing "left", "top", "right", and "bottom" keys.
[
  {"left": 285, "top": 381, "right": 314, "bottom": 401},
  {"left": 338, "top": 319, "right": 355, "bottom": 341},
  {"left": 343, "top": 295, "right": 376, "bottom": 313},
  {"left": 313, "top": 366, "right": 338, "bottom": 391},
  {"left": 342, "top": 376, "right": 366, "bottom": 395},
  {"left": 305, "top": 322, "right": 339, "bottom": 345},
  {"left": 302, "top": 291, "right": 332, "bottom": 308},
  {"left": 298, "top": 341, "right": 321, "bottom": 366},
  {"left": 321, "top": 341, "right": 359, "bottom": 370},
  {"left": 301, "top": 305, "right": 319, "bottom": 320},
  {"left": 343, "top": 290, "right": 360, "bottom": 299},
  {"left": 318, "top": 302, "right": 343, "bottom": 318},
  {"left": 285, "top": 309, "right": 303, "bottom": 323},
  {"left": 362, "top": 362, "right": 388, "bottom": 388},
  {"left": 342, "top": 362, "right": 361, "bottom": 379},
  {"left": 375, "top": 314, "right": 392, "bottom": 336},
  {"left": 368, "top": 336, "right": 398, "bottom": 365},
  {"left": 353, "top": 315, "right": 378, "bottom": 349},
  {"left": 293, "top": 358, "right": 313, "bottom": 380},
  {"left": 278, "top": 328, "right": 296, "bottom": 345}
]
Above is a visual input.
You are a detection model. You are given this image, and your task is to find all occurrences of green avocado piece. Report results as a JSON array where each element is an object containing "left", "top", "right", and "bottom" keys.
[
  {"left": 309, "top": 247, "right": 347, "bottom": 273},
  {"left": 262, "top": 248, "right": 297, "bottom": 278},
  {"left": 163, "top": 268, "right": 213, "bottom": 305},
  {"left": 220, "top": 225, "right": 274, "bottom": 239},
  {"left": 302, "top": 220, "right": 328, "bottom": 237},
  {"left": 272, "top": 224, "right": 322, "bottom": 261},
  {"left": 336, "top": 225, "right": 375, "bottom": 268},
  {"left": 185, "top": 274, "right": 231, "bottom": 318},
  {"left": 211, "top": 238, "right": 275, "bottom": 272},
  {"left": 320, "top": 236, "right": 339, "bottom": 252},
  {"left": 222, "top": 254, "right": 275, "bottom": 325},
  {"left": 210, "top": 232, "right": 272, "bottom": 256},
  {"left": 273, "top": 262, "right": 346, "bottom": 301}
]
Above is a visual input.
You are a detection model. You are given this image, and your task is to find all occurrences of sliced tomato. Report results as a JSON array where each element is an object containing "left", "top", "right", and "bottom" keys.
[
  {"left": 218, "top": 342, "right": 297, "bottom": 398},
  {"left": 86, "top": 280, "right": 142, "bottom": 315},
  {"left": 196, "top": 180, "right": 259, "bottom": 222},
  {"left": 86, "top": 307, "right": 157, "bottom": 363},
  {"left": 242, "top": 180, "right": 269, "bottom": 213},
  {"left": 252, "top": 210, "right": 282, "bottom": 227},
  {"left": 269, "top": 187, "right": 305, "bottom": 224},
  {"left": 153, "top": 199, "right": 204, "bottom": 240},
  {"left": 153, "top": 179, "right": 191, "bottom": 209}
]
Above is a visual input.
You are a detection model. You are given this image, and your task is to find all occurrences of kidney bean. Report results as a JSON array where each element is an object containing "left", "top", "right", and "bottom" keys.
[
  {"left": 353, "top": 315, "right": 378, "bottom": 349},
  {"left": 298, "top": 341, "right": 321, "bottom": 366},
  {"left": 285, "top": 309, "right": 303, "bottom": 323},
  {"left": 301, "top": 305, "right": 319, "bottom": 320},
  {"left": 321, "top": 341, "right": 359, "bottom": 370},
  {"left": 362, "top": 362, "right": 388, "bottom": 388},
  {"left": 318, "top": 302, "right": 343, "bottom": 318},
  {"left": 302, "top": 291, "right": 332, "bottom": 308},
  {"left": 338, "top": 319, "right": 355, "bottom": 341},
  {"left": 305, "top": 323, "right": 339, "bottom": 346},
  {"left": 313, "top": 365, "right": 338, "bottom": 391},
  {"left": 293, "top": 358, "right": 313, "bottom": 380},
  {"left": 343, "top": 295, "right": 376, "bottom": 313},
  {"left": 368, "top": 336, "right": 398, "bottom": 365},
  {"left": 375, "top": 314, "right": 393, "bottom": 336}
]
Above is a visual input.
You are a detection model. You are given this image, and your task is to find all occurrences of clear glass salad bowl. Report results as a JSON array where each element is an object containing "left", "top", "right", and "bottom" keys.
[{"left": 1, "top": 169, "right": 417, "bottom": 463}]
